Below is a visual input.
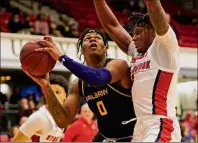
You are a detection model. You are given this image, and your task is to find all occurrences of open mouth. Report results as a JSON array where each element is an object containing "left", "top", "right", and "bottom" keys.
[{"left": 89, "top": 42, "right": 97, "bottom": 49}]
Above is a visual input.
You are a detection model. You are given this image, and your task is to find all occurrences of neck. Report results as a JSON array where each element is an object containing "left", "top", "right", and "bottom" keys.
[
  {"left": 85, "top": 55, "right": 107, "bottom": 68},
  {"left": 85, "top": 118, "right": 92, "bottom": 124}
]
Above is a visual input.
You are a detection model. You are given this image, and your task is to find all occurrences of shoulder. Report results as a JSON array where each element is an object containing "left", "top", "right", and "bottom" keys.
[
  {"left": 155, "top": 26, "right": 177, "bottom": 43},
  {"left": 70, "top": 79, "right": 80, "bottom": 90},
  {"left": 68, "top": 78, "right": 82, "bottom": 96},
  {"left": 106, "top": 59, "right": 129, "bottom": 74},
  {"left": 107, "top": 59, "right": 129, "bottom": 67},
  {"left": 28, "top": 107, "right": 48, "bottom": 123}
]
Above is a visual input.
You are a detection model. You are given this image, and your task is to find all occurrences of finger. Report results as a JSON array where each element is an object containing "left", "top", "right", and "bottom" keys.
[
  {"left": 44, "top": 36, "right": 54, "bottom": 44},
  {"left": 21, "top": 66, "right": 32, "bottom": 77},
  {"left": 34, "top": 47, "right": 52, "bottom": 52},
  {"left": 21, "top": 66, "right": 38, "bottom": 82},
  {"left": 38, "top": 40, "right": 54, "bottom": 48}
]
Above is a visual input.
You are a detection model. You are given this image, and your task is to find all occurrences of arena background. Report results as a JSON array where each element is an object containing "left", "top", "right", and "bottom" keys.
[{"left": 0, "top": 0, "right": 197, "bottom": 142}]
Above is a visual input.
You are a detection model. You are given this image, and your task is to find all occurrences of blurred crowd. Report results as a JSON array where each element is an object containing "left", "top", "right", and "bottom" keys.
[
  {"left": 0, "top": 6, "right": 80, "bottom": 38},
  {"left": 1, "top": 0, "right": 197, "bottom": 39}
]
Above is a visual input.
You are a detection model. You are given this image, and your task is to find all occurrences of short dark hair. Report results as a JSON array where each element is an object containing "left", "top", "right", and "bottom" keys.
[
  {"left": 125, "top": 12, "right": 153, "bottom": 36},
  {"left": 49, "top": 73, "right": 69, "bottom": 93},
  {"left": 76, "top": 29, "right": 109, "bottom": 60}
]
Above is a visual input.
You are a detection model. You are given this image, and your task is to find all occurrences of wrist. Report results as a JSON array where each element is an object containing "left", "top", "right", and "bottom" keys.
[
  {"left": 41, "top": 83, "right": 50, "bottom": 92},
  {"left": 59, "top": 55, "right": 68, "bottom": 64}
]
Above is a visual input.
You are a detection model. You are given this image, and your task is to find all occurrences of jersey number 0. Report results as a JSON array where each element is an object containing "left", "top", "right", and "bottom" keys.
[{"left": 96, "top": 101, "right": 108, "bottom": 116}]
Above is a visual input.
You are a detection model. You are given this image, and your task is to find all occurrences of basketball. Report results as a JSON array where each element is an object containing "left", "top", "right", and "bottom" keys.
[{"left": 20, "top": 40, "right": 56, "bottom": 76}]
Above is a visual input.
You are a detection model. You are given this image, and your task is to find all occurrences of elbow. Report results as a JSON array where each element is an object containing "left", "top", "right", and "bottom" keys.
[
  {"left": 57, "top": 122, "right": 67, "bottom": 129},
  {"left": 56, "top": 119, "right": 72, "bottom": 129},
  {"left": 55, "top": 114, "right": 73, "bottom": 128},
  {"left": 102, "top": 23, "right": 119, "bottom": 34}
]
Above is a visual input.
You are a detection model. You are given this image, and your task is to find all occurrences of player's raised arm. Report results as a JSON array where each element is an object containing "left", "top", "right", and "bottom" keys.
[
  {"left": 41, "top": 80, "right": 82, "bottom": 128},
  {"left": 36, "top": 39, "right": 130, "bottom": 87},
  {"left": 21, "top": 68, "right": 82, "bottom": 128},
  {"left": 93, "top": 0, "right": 132, "bottom": 54},
  {"left": 143, "top": 0, "right": 169, "bottom": 36}
]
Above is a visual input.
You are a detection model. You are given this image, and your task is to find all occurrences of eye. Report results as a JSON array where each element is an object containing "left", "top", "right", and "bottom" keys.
[
  {"left": 55, "top": 91, "right": 60, "bottom": 94},
  {"left": 84, "top": 37, "right": 90, "bottom": 41},
  {"left": 95, "top": 36, "right": 101, "bottom": 40}
]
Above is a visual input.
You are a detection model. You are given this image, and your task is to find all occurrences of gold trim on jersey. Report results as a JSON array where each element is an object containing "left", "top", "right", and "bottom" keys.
[
  {"left": 81, "top": 81, "right": 131, "bottom": 101},
  {"left": 82, "top": 81, "right": 85, "bottom": 97},
  {"left": 107, "top": 84, "right": 131, "bottom": 98}
]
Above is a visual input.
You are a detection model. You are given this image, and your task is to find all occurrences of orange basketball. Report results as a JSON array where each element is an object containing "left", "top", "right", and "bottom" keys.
[{"left": 20, "top": 40, "right": 56, "bottom": 76}]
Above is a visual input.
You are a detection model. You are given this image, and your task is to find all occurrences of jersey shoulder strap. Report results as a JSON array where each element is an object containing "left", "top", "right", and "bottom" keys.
[
  {"left": 78, "top": 79, "right": 85, "bottom": 97},
  {"left": 104, "top": 58, "right": 114, "bottom": 67}
]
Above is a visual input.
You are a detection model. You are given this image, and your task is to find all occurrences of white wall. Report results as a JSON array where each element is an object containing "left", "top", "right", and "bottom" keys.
[{"left": 1, "top": 32, "right": 197, "bottom": 71}]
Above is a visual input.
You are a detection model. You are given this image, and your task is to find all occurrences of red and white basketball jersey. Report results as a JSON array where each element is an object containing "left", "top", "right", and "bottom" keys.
[
  {"left": 128, "top": 26, "right": 180, "bottom": 118},
  {"left": 20, "top": 106, "right": 64, "bottom": 142}
]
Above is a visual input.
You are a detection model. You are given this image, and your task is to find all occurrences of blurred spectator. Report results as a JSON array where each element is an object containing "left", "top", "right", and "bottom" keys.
[
  {"left": 174, "top": 10, "right": 193, "bottom": 25},
  {"left": 7, "top": 13, "right": 23, "bottom": 33},
  {"left": 36, "top": 95, "right": 45, "bottom": 109},
  {"left": 23, "top": 13, "right": 34, "bottom": 29},
  {"left": 63, "top": 104, "right": 98, "bottom": 142},
  {"left": 57, "top": 24, "right": 72, "bottom": 37},
  {"left": 34, "top": 14, "right": 49, "bottom": 35},
  {"left": 70, "top": 23, "right": 80, "bottom": 38},
  {"left": 138, "top": 0, "right": 146, "bottom": 13},
  {"left": 9, "top": 125, "right": 19, "bottom": 140},
  {"left": 29, "top": 100, "right": 36, "bottom": 110},
  {"left": 180, "top": 110, "right": 197, "bottom": 142},
  {"left": 19, "top": 98, "right": 29, "bottom": 110},
  {"left": 0, "top": 134, "right": 10, "bottom": 142},
  {"left": 49, "top": 22, "right": 63, "bottom": 37},
  {"left": 18, "top": 98, "right": 32, "bottom": 118},
  {"left": 0, "top": 92, "right": 7, "bottom": 105},
  {"left": 128, "top": 0, "right": 141, "bottom": 12},
  {"left": 9, "top": 87, "right": 21, "bottom": 104}
]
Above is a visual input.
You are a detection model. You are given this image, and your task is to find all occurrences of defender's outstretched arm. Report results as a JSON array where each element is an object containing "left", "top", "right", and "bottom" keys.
[
  {"left": 144, "top": 0, "right": 169, "bottom": 36},
  {"left": 93, "top": 0, "right": 133, "bottom": 54}
]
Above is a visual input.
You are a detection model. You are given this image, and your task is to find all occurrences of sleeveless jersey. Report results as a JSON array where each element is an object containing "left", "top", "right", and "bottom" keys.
[
  {"left": 128, "top": 27, "right": 180, "bottom": 118},
  {"left": 20, "top": 106, "right": 64, "bottom": 142},
  {"left": 78, "top": 59, "right": 136, "bottom": 138}
]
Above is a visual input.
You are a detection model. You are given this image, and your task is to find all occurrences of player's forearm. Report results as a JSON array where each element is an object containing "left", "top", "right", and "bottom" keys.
[
  {"left": 42, "top": 84, "right": 73, "bottom": 128},
  {"left": 144, "top": 0, "right": 169, "bottom": 35},
  {"left": 59, "top": 55, "right": 112, "bottom": 86},
  {"left": 93, "top": 0, "right": 120, "bottom": 32}
]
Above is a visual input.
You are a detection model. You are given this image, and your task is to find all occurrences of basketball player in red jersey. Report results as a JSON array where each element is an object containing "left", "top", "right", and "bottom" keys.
[
  {"left": 12, "top": 74, "right": 68, "bottom": 142},
  {"left": 93, "top": 0, "right": 181, "bottom": 142}
]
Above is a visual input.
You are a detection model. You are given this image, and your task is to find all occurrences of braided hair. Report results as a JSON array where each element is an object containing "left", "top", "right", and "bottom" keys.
[
  {"left": 125, "top": 12, "right": 153, "bottom": 36},
  {"left": 77, "top": 29, "right": 109, "bottom": 61}
]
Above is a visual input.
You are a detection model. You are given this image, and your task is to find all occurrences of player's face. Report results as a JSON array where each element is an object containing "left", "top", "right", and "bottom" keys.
[
  {"left": 133, "top": 26, "right": 155, "bottom": 54},
  {"left": 51, "top": 84, "right": 67, "bottom": 105},
  {"left": 81, "top": 33, "right": 107, "bottom": 58}
]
